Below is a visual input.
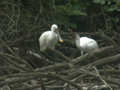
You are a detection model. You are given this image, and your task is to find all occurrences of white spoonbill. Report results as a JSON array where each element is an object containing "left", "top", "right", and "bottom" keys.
[
  {"left": 68, "top": 28, "right": 99, "bottom": 55},
  {"left": 39, "top": 24, "right": 64, "bottom": 51}
]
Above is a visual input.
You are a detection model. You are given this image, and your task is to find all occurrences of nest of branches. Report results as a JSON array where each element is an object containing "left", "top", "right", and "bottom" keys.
[{"left": 0, "top": 28, "right": 120, "bottom": 90}]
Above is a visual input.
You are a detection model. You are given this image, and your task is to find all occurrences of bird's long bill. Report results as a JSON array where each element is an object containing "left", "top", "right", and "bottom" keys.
[{"left": 57, "top": 31, "right": 64, "bottom": 43}]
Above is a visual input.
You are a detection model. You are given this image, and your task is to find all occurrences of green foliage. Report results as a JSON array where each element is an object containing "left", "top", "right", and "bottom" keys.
[
  {"left": 54, "top": 0, "right": 89, "bottom": 31},
  {"left": 93, "top": 0, "right": 106, "bottom": 5},
  {"left": 56, "top": 1, "right": 87, "bottom": 16},
  {"left": 93, "top": 0, "right": 120, "bottom": 12}
]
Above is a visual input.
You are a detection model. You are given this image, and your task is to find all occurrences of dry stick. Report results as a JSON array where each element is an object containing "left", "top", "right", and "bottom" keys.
[
  {"left": 72, "top": 45, "right": 115, "bottom": 65},
  {"left": 28, "top": 50, "right": 53, "bottom": 65},
  {"left": 101, "top": 6, "right": 109, "bottom": 31},
  {"left": 0, "top": 39, "right": 33, "bottom": 70},
  {"left": 100, "top": 69, "right": 120, "bottom": 75},
  {"left": 14, "top": 85, "right": 41, "bottom": 90},
  {"left": 6, "top": 4, "right": 16, "bottom": 32},
  {"left": 0, "top": 71, "right": 66, "bottom": 81},
  {"left": 97, "top": 30, "right": 118, "bottom": 47},
  {"left": 45, "top": 80, "right": 57, "bottom": 85},
  {"left": 0, "top": 64, "right": 26, "bottom": 72},
  {"left": 93, "top": 66, "right": 113, "bottom": 90},
  {"left": 28, "top": 50, "right": 42, "bottom": 59},
  {"left": 0, "top": 45, "right": 113, "bottom": 84},
  {"left": 14, "top": 85, "right": 65, "bottom": 90},
  {"left": 0, "top": 64, "right": 119, "bottom": 89},
  {"left": 100, "top": 6, "right": 118, "bottom": 47},
  {"left": 0, "top": 39, "right": 15, "bottom": 55},
  {"left": 22, "top": 79, "right": 46, "bottom": 90},
  {"left": 0, "top": 52, "right": 28, "bottom": 72},
  {"left": 82, "top": 68, "right": 120, "bottom": 86},
  {"left": 105, "top": 77, "right": 120, "bottom": 87},
  {"left": 50, "top": 49, "right": 71, "bottom": 62},
  {"left": 39, "top": 62, "right": 69, "bottom": 71},
  {"left": 1, "top": 54, "right": 28, "bottom": 72},
  {"left": 67, "top": 67, "right": 120, "bottom": 88},
  {"left": 15, "top": 5, "right": 20, "bottom": 31},
  {"left": 67, "top": 69, "right": 87, "bottom": 80},
  {"left": 66, "top": 67, "right": 120, "bottom": 88},
  {"left": 89, "top": 53, "right": 120, "bottom": 67},
  {"left": 36, "top": 46, "right": 115, "bottom": 72},
  {"left": 69, "top": 68, "right": 120, "bottom": 89},
  {"left": 48, "top": 49, "right": 74, "bottom": 68},
  {"left": 0, "top": 72, "right": 82, "bottom": 90},
  {"left": 40, "top": 78, "right": 46, "bottom": 90},
  {"left": 63, "top": 69, "right": 86, "bottom": 90},
  {"left": 34, "top": 0, "right": 43, "bottom": 24},
  {"left": 0, "top": 85, "right": 11, "bottom": 90},
  {"left": 0, "top": 62, "right": 70, "bottom": 85},
  {"left": 9, "top": 65, "right": 27, "bottom": 72},
  {"left": 0, "top": 76, "right": 39, "bottom": 87},
  {"left": 0, "top": 52, "right": 31, "bottom": 71},
  {"left": 5, "top": 13, "right": 16, "bottom": 27},
  {"left": 46, "top": 73, "right": 82, "bottom": 90},
  {"left": 40, "top": 50, "right": 58, "bottom": 63}
]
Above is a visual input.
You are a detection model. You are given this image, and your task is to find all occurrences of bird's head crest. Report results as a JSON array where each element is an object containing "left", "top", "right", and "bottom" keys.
[{"left": 51, "top": 24, "right": 58, "bottom": 32}]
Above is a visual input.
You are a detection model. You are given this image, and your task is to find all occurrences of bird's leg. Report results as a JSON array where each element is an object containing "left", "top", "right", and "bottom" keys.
[{"left": 81, "top": 50, "right": 84, "bottom": 56}]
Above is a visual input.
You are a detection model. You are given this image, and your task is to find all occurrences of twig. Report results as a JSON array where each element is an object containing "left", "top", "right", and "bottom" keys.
[
  {"left": 0, "top": 71, "right": 83, "bottom": 90},
  {"left": 0, "top": 39, "right": 33, "bottom": 70},
  {"left": 0, "top": 52, "right": 33, "bottom": 71},
  {"left": 15, "top": 4, "right": 21, "bottom": 31},
  {"left": 93, "top": 66, "right": 113, "bottom": 90},
  {"left": 0, "top": 53, "right": 28, "bottom": 72},
  {"left": 97, "top": 30, "right": 118, "bottom": 47},
  {"left": 50, "top": 49, "right": 71, "bottom": 62},
  {"left": 89, "top": 53, "right": 120, "bottom": 67}
]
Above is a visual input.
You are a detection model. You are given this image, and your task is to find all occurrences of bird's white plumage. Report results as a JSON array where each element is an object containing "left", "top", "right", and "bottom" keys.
[
  {"left": 51, "top": 24, "right": 58, "bottom": 32},
  {"left": 75, "top": 33, "right": 99, "bottom": 55},
  {"left": 39, "top": 24, "right": 63, "bottom": 51}
]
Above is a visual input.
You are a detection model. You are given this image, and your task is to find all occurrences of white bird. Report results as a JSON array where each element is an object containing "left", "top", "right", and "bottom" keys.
[
  {"left": 39, "top": 24, "right": 64, "bottom": 51},
  {"left": 68, "top": 28, "right": 99, "bottom": 55}
]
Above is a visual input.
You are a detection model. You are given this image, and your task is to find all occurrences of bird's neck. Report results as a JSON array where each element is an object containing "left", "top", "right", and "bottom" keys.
[
  {"left": 75, "top": 37, "right": 80, "bottom": 49},
  {"left": 51, "top": 30, "right": 56, "bottom": 34},
  {"left": 51, "top": 27, "right": 56, "bottom": 32},
  {"left": 75, "top": 33, "right": 80, "bottom": 46},
  {"left": 75, "top": 33, "right": 80, "bottom": 40}
]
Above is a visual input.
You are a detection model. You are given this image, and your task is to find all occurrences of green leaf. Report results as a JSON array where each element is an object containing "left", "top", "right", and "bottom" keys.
[
  {"left": 69, "top": 10, "right": 87, "bottom": 16},
  {"left": 70, "top": 24, "right": 77, "bottom": 29},
  {"left": 116, "top": 8, "right": 120, "bottom": 12},
  {"left": 104, "top": 5, "right": 119, "bottom": 12},
  {"left": 100, "top": 0, "right": 105, "bottom": 5},
  {"left": 93, "top": 0, "right": 101, "bottom": 4},
  {"left": 93, "top": 0, "right": 106, "bottom": 5}
]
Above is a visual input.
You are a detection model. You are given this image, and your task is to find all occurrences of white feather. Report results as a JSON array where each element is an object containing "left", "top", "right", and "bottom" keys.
[
  {"left": 39, "top": 24, "right": 63, "bottom": 51},
  {"left": 75, "top": 33, "right": 99, "bottom": 55}
]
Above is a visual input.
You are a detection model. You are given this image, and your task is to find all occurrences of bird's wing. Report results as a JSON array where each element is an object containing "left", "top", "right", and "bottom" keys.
[
  {"left": 39, "top": 31, "right": 50, "bottom": 51},
  {"left": 80, "top": 37, "right": 88, "bottom": 46},
  {"left": 82, "top": 37, "right": 99, "bottom": 51},
  {"left": 80, "top": 37, "right": 93, "bottom": 50}
]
